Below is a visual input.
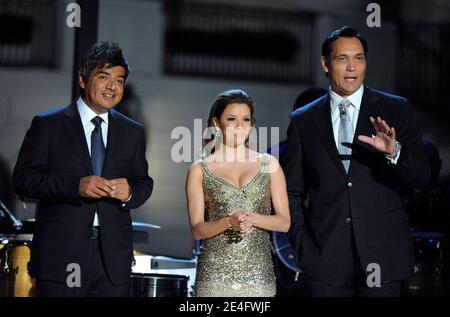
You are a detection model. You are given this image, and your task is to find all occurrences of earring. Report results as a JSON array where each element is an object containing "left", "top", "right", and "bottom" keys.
[{"left": 215, "top": 129, "right": 221, "bottom": 137}]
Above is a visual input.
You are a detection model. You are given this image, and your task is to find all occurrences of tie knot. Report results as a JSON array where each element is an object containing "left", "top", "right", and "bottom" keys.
[
  {"left": 338, "top": 99, "right": 352, "bottom": 116},
  {"left": 91, "top": 116, "right": 103, "bottom": 128}
]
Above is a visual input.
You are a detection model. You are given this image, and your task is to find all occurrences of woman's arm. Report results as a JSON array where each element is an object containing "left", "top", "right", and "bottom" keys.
[
  {"left": 246, "top": 155, "right": 290, "bottom": 233},
  {"left": 186, "top": 163, "right": 241, "bottom": 240}
]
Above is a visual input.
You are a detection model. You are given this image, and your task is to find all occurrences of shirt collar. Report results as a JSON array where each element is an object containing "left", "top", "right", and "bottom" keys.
[
  {"left": 329, "top": 84, "right": 364, "bottom": 114},
  {"left": 76, "top": 97, "right": 109, "bottom": 127}
]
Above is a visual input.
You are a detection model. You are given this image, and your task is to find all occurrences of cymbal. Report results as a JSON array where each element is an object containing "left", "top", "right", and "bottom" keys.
[
  {"left": 133, "top": 250, "right": 148, "bottom": 256},
  {"left": 0, "top": 219, "right": 35, "bottom": 234},
  {"left": 132, "top": 221, "right": 161, "bottom": 230}
]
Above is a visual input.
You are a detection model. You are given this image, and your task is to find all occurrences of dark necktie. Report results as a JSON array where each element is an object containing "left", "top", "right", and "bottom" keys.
[{"left": 91, "top": 116, "right": 105, "bottom": 176}]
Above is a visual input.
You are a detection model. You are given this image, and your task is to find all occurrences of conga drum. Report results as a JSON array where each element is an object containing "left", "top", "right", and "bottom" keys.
[
  {"left": 130, "top": 273, "right": 188, "bottom": 297},
  {"left": 0, "top": 235, "right": 35, "bottom": 297}
]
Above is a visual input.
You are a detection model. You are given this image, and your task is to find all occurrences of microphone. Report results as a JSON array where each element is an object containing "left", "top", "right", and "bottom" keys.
[{"left": 0, "top": 200, "right": 23, "bottom": 230}]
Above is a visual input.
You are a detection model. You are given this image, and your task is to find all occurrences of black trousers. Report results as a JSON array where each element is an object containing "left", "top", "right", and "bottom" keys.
[
  {"left": 36, "top": 228, "right": 130, "bottom": 297},
  {"left": 305, "top": 227, "right": 403, "bottom": 297},
  {"left": 305, "top": 273, "right": 402, "bottom": 297}
]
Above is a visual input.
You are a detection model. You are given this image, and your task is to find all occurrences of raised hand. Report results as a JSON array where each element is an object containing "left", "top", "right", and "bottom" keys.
[{"left": 357, "top": 116, "right": 397, "bottom": 155}]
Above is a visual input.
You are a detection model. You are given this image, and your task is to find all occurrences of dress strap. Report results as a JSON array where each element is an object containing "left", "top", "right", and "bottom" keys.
[
  {"left": 260, "top": 153, "right": 270, "bottom": 173},
  {"left": 197, "top": 159, "right": 209, "bottom": 177}
]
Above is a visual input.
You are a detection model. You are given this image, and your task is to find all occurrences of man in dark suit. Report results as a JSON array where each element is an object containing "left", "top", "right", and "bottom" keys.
[
  {"left": 282, "top": 26, "right": 430, "bottom": 296},
  {"left": 13, "top": 41, "right": 153, "bottom": 296}
]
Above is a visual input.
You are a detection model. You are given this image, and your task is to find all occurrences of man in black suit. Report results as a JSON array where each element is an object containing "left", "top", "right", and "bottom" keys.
[
  {"left": 282, "top": 26, "right": 430, "bottom": 296},
  {"left": 13, "top": 41, "right": 153, "bottom": 296}
]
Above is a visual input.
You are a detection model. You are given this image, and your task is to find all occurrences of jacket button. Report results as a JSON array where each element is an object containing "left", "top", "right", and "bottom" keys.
[
  {"left": 347, "top": 182, "right": 353, "bottom": 188},
  {"left": 346, "top": 217, "right": 352, "bottom": 223}
]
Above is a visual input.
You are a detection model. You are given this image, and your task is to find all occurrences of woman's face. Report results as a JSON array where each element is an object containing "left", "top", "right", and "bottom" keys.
[{"left": 214, "top": 103, "right": 253, "bottom": 148}]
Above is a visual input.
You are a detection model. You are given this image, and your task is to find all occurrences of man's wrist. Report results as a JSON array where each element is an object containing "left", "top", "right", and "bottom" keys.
[
  {"left": 385, "top": 141, "right": 401, "bottom": 165},
  {"left": 121, "top": 186, "right": 133, "bottom": 206},
  {"left": 386, "top": 141, "right": 401, "bottom": 158},
  {"left": 125, "top": 192, "right": 132, "bottom": 202}
]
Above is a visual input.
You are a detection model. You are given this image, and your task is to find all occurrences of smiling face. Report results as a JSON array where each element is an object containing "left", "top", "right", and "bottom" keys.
[
  {"left": 321, "top": 36, "right": 367, "bottom": 97},
  {"left": 214, "top": 103, "right": 253, "bottom": 148},
  {"left": 79, "top": 65, "right": 126, "bottom": 114}
]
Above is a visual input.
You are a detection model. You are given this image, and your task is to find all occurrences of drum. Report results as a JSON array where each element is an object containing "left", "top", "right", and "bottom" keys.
[
  {"left": 271, "top": 232, "right": 307, "bottom": 296},
  {"left": 0, "top": 219, "right": 35, "bottom": 234},
  {"left": 407, "top": 230, "right": 447, "bottom": 296},
  {"left": 130, "top": 273, "right": 188, "bottom": 297},
  {"left": 0, "top": 237, "right": 35, "bottom": 297},
  {"left": 272, "top": 231, "right": 302, "bottom": 273}
]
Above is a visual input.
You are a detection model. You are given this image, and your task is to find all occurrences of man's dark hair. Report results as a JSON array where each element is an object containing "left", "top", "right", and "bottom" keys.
[
  {"left": 292, "top": 87, "right": 328, "bottom": 112},
  {"left": 321, "top": 26, "right": 368, "bottom": 60},
  {"left": 79, "top": 41, "right": 130, "bottom": 85}
]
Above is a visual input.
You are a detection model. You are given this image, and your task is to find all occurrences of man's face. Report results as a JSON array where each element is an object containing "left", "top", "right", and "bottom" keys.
[
  {"left": 79, "top": 65, "right": 126, "bottom": 114},
  {"left": 321, "top": 37, "right": 367, "bottom": 97}
]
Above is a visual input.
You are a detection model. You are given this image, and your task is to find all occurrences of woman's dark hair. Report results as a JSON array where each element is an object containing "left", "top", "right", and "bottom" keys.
[
  {"left": 79, "top": 41, "right": 130, "bottom": 91},
  {"left": 321, "top": 26, "right": 368, "bottom": 60},
  {"left": 203, "top": 89, "right": 255, "bottom": 152}
]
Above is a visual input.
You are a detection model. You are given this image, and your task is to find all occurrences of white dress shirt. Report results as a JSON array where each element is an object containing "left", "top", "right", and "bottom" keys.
[
  {"left": 330, "top": 85, "right": 364, "bottom": 149},
  {"left": 329, "top": 85, "right": 400, "bottom": 164},
  {"left": 77, "top": 97, "right": 109, "bottom": 226}
]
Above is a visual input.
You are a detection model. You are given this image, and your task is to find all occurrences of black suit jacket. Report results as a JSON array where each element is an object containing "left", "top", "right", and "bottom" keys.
[
  {"left": 282, "top": 86, "right": 430, "bottom": 285},
  {"left": 13, "top": 102, "right": 153, "bottom": 285}
]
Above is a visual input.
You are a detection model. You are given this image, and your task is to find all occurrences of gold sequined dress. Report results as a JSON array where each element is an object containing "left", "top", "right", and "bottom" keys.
[{"left": 194, "top": 154, "right": 276, "bottom": 297}]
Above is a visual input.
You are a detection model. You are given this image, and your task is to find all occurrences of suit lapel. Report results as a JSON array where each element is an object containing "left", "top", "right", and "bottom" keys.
[
  {"left": 352, "top": 86, "right": 381, "bottom": 156},
  {"left": 63, "top": 102, "right": 93, "bottom": 175},
  {"left": 102, "top": 110, "right": 120, "bottom": 178},
  {"left": 312, "top": 94, "right": 347, "bottom": 177}
]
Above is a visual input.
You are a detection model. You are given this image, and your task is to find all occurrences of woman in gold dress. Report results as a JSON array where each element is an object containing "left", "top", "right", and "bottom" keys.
[{"left": 186, "top": 89, "right": 290, "bottom": 297}]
